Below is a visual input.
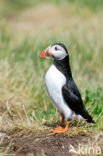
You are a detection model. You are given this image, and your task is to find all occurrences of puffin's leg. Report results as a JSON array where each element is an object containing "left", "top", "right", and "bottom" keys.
[
  {"left": 55, "top": 114, "right": 64, "bottom": 127},
  {"left": 53, "top": 121, "right": 69, "bottom": 133},
  {"left": 60, "top": 116, "right": 65, "bottom": 127}
]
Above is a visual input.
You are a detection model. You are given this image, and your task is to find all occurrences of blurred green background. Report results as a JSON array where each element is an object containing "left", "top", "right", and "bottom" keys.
[{"left": 0, "top": 0, "right": 103, "bottom": 131}]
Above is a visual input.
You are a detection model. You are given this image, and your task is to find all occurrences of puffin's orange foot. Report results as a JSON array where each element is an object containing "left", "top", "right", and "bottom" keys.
[
  {"left": 53, "top": 127, "right": 68, "bottom": 133},
  {"left": 53, "top": 122, "right": 69, "bottom": 133}
]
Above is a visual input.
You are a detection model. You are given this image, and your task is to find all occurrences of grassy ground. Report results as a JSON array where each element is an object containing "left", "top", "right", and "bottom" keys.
[{"left": 0, "top": 0, "right": 103, "bottom": 155}]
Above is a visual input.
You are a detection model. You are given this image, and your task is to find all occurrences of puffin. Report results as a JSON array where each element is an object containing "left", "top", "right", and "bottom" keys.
[{"left": 39, "top": 43, "right": 95, "bottom": 133}]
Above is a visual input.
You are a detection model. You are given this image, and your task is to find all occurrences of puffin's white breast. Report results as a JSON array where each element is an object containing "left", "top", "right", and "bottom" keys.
[
  {"left": 45, "top": 64, "right": 73, "bottom": 120},
  {"left": 45, "top": 64, "right": 66, "bottom": 105}
]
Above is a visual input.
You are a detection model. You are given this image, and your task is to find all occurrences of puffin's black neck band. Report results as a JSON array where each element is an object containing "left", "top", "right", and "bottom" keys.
[{"left": 53, "top": 56, "right": 72, "bottom": 79}]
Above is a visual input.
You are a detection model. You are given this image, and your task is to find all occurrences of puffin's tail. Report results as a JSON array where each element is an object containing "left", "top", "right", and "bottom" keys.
[
  {"left": 86, "top": 115, "right": 95, "bottom": 123},
  {"left": 81, "top": 108, "right": 95, "bottom": 123}
]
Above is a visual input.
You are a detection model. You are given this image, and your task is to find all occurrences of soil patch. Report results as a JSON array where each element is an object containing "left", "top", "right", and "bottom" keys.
[{"left": 1, "top": 129, "right": 102, "bottom": 156}]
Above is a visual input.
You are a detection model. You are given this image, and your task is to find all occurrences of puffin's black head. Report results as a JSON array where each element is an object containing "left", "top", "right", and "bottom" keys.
[{"left": 40, "top": 43, "right": 68, "bottom": 60}]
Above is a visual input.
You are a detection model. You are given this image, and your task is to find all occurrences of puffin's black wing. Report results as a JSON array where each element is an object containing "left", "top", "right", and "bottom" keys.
[{"left": 62, "top": 84, "right": 95, "bottom": 123}]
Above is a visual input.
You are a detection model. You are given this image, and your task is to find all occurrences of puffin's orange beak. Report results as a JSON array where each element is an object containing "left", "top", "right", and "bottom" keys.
[{"left": 39, "top": 48, "right": 48, "bottom": 58}]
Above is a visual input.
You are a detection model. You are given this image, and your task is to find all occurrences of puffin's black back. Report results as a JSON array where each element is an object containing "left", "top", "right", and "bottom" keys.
[
  {"left": 54, "top": 55, "right": 81, "bottom": 100},
  {"left": 54, "top": 56, "right": 72, "bottom": 78}
]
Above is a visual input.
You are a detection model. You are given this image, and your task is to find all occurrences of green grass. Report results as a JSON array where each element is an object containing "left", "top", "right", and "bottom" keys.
[{"left": 0, "top": 0, "right": 103, "bottom": 132}]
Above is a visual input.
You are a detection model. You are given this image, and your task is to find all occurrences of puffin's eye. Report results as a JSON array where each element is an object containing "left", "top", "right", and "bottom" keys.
[{"left": 55, "top": 47, "right": 58, "bottom": 51}]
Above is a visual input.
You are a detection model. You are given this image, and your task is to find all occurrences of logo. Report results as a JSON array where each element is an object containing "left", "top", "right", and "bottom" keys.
[
  {"left": 69, "top": 144, "right": 101, "bottom": 155},
  {"left": 69, "top": 133, "right": 102, "bottom": 155}
]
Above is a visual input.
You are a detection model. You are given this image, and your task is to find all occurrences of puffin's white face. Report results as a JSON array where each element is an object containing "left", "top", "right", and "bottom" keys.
[{"left": 40, "top": 44, "right": 68, "bottom": 60}]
